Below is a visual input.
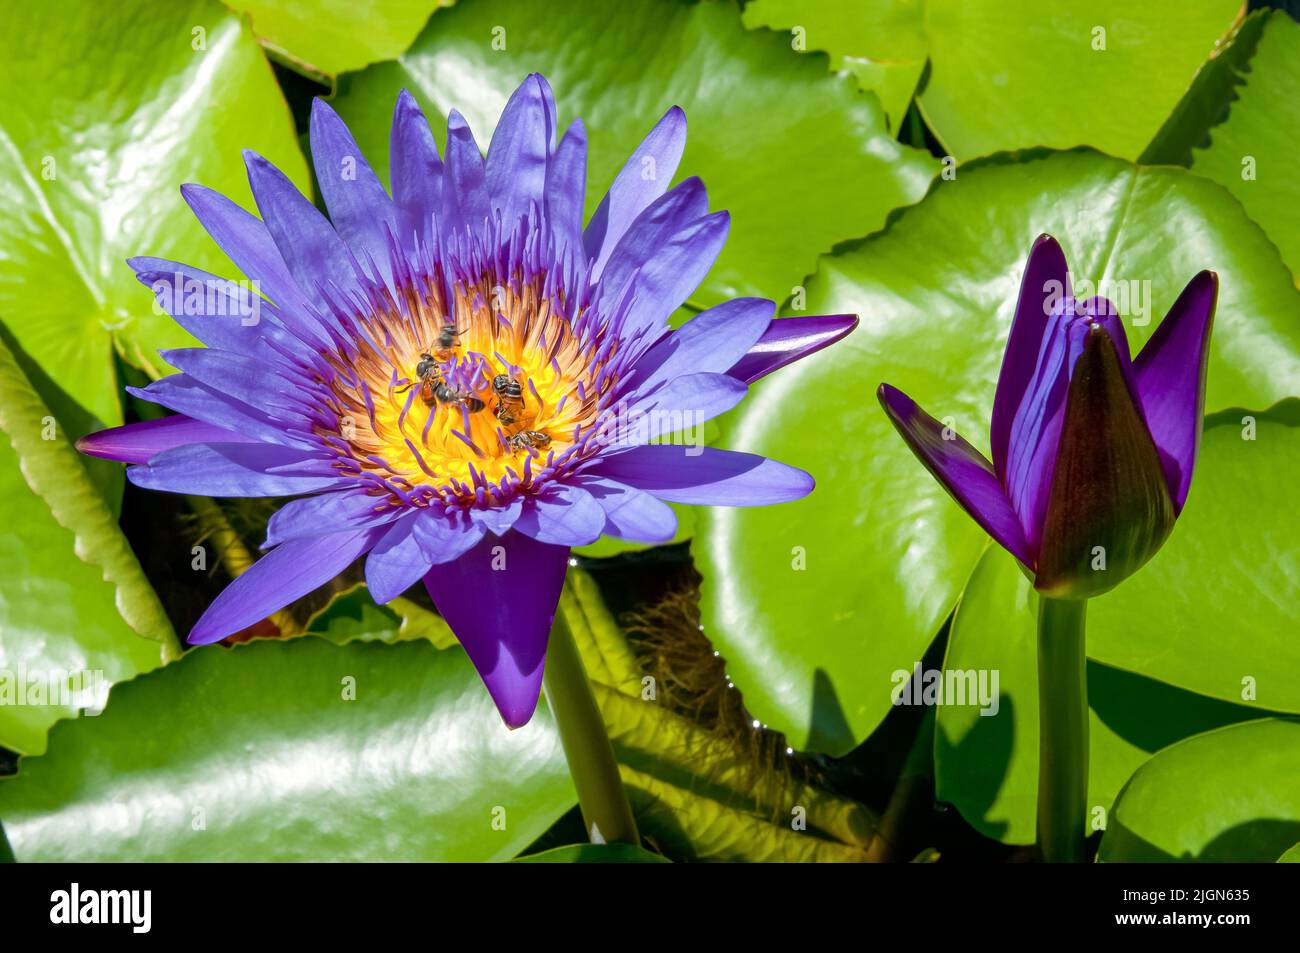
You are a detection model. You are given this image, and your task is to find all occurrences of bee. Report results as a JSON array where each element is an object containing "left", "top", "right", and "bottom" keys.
[
  {"left": 432, "top": 324, "right": 461, "bottom": 362},
  {"left": 435, "top": 384, "right": 485, "bottom": 413},
  {"left": 508, "top": 430, "right": 551, "bottom": 454},
  {"left": 492, "top": 374, "right": 525, "bottom": 426},
  {"left": 396, "top": 351, "right": 440, "bottom": 402}
]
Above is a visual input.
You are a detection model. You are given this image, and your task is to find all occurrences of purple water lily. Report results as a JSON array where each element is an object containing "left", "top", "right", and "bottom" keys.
[
  {"left": 878, "top": 235, "right": 1217, "bottom": 597},
  {"left": 78, "top": 74, "right": 855, "bottom": 728}
]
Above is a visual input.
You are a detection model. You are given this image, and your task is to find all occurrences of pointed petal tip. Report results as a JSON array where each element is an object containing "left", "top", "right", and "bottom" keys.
[
  {"left": 308, "top": 96, "right": 342, "bottom": 126},
  {"left": 496, "top": 694, "right": 541, "bottom": 730},
  {"left": 877, "top": 381, "right": 906, "bottom": 409},
  {"left": 186, "top": 622, "right": 226, "bottom": 646},
  {"left": 394, "top": 88, "right": 423, "bottom": 119}
]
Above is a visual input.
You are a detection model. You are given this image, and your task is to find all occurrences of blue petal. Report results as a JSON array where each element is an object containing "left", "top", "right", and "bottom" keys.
[
  {"left": 129, "top": 443, "right": 345, "bottom": 497},
  {"left": 423, "top": 530, "right": 569, "bottom": 728},
  {"left": 546, "top": 118, "right": 587, "bottom": 262},
  {"left": 310, "top": 98, "right": 400, "bottom": 282},
  {"left": 190, "top": 527, "right": 382, "bottom": 644},
  {"left": 624, "top": 372, "right": 747, "bottom": 437},
  {"left": 485, "top": 74, "right": 552, "bottom": 228},
  {"left": 586, "top": 446, "right": 813, "bottom": 506},
  {"left": 127, "top": 260, "right": 314, "bottom": 359},
  {"left": 442, "top": 110, "right": 488, "bottom": 233},
  {"left": 158, "top": 348, "right": 316, "bottom": 425},
  {"left": 389, "top": 90, "right": 443, "bottom": 251},
  {"left": 365, "top": 510, "right": 435, "bottom": 604},
  {"left": 584, "top": 106, "right": 687, "bottom": 280},
  {"left": 265, "top": 489, "right": 401, "bottom": 547},
  {"left": 178, "top": 184, "right": 320, "bottom": 328},
  {"left": 513, "top": 484, "right": 606, "bottom": 546},
  {"left": 244, "top": 149, "right": 361, "bottom": 309},
  {"left": 594, "top": 178, "right": 728, "bottom": 343},
  {"left": 573, "top": 475, "right": 677, "bottom": 542},
  {"left": 127, "top": 376, "right": 313, "bottom": 450},
  {"left": 621, "top": 297, "right": 773, "bottom": 397}
]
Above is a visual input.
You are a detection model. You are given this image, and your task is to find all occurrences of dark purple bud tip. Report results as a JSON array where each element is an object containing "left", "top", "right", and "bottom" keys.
[{"left": 1034, "top": 323, "right": 1176, "bottom": 598}]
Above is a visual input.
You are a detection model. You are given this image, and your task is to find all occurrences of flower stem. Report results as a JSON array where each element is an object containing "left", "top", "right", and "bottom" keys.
[
  {"left": 1035, "top": 595, "right": 1089, "bottom": 863},
  {"left": 542, "top": 597, "right": 639, "bottom": 845}
]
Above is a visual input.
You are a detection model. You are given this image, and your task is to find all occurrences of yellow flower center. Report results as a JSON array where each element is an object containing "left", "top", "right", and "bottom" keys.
[{"left": 316, "top": 268, "right": 612, "bottom": 506}]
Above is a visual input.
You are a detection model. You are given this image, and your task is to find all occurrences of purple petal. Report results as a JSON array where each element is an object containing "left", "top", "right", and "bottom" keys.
[
  {"left": 1133, "top": 271, "right": 1218, "bottom": 513},
  {"left": 485, "top": 74, "right": 552, "bottom": 227},
  {"left": 129, "top": 262, "right": 312, "bottom": 361},
  {"left": 127, "top": 375, "right": 312, "bottom": 450},
  {"left": 1003, "top": 299, "right": 1074, "bottom": 554},
  {"left": 877, "top": 383, "right": 1032, "bottom": 566},
  {"left": 243, "top": 149, "right": 360, "bottom": 308},
  {"left": 310, "top": 98, "right": 399, "bottom": 281},
  {"left": 1005, "top": 297, "right": 1134, "bottom": 554},
  {"left": 128, "top": 442, "right": 344, "bottom": 497},
  {"left": 623, "top": 372, "right": 747, "bottom": 441},
  {"left": 546, "top": 118, "right": 587, "bottom": 261},
  {"left": 264, "top": 489, "right": 400, "bottom": 547},
  {"left": 178, "top": 184, "right": 319, "bottom": 324},
  {"left": 76, "top": 415, "right": 255, "bottom": 465},
  {"left": 414, "top": 507, "right": 487, "bottom": 565},
  {"left": 389, "top": 90, "right": 443, "bottom": 250},
  {"left": 586, "top": 445, "right": 813, "bottom": 506},
  {"left": 190, "top": 527, "right": 381, "bottom": 644},
  {"left": 726, "top": 314, "right": 859, "bottom": 385},
  {"left": 423, "top": 530, "right": 569, "bottom": 728},
  {"left": 585, "top": 106, "right": 687, "bottom": 281},
  {"left": 622, "top": 297, "right": 773, "bottom": 397},
  {"left": 991, "top": 235, "right": 1071, "bottom": 480},
  {"left": 159, "top": 348, "right": 315, "bottom": 424},
  {"left": 365, "top": 510, "right": 435, "bottom": 604},
  {"left": 594, "top": 178, "right": 728, "bottom": 341},
  {"left": 1035, "top": 323, "right": 1175, "bottom": 598},
  {"left": 572, "top": 475, "right": 677, "bottom": 543},
  {"left": 471, "top": 499, "right": 523, "bottom": 537},
  {"left": 514, "top": 483, "right": 606, "bottom": 546},
  {"left": 443, "top": 110, "right": 488, "bottom": 232}
]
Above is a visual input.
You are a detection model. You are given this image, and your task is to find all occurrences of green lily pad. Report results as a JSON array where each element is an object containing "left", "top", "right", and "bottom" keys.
[
  {"left": 696, "top": 148, "right": 1300, "bottom": 754},
  {"left": 1087, "top": 404, "right": 1300, "bottom": 712},
  {"left": 0, "top": 0, "right": 310, "bottom": 429},
  {"left": 332, "top": 0, "right": 937, "bottom": 308},
  {"left": 0, "top": 332, "right": 177, "bottom": 757},
  {"left": 222, "top": 0, "right": 451, "bottom": 79},
  {"left": 0, "top": 637, "right": 576, "bottom": 861},
  {"left": 1100, "top": 718, "right": 1300, "bottom": 862},
  {"left": 936, "top": 544, "right": 1265, "bottom": 845},
  {"left": 1140, "top": 11, "right": 1269, "bottom": 168},
  {"left": 738, "top": 0, "right": 1239, "bottom": 162},
  {"left": 741, "top": 0, "right": 927, "bottom": 130},
  {"left": 919, "top": 0, "right": 1240, "bottom": 161},
  {"left": 1190, "top": 11, "right": 1300, "bottom": 284},
  {"left": 1278, "top": 843, "right": 1300, "bottom": 863},
  {"left": 515, "top": 842, "right": 669, "bottom": 863}
]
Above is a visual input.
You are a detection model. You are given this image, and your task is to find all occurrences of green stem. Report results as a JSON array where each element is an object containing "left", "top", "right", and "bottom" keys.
[
  {"left": 543, "top": 596, "right": 639, "bottom": 845},
  {"left": 1035, "top": 596, "right": 1089, "bottom": 862}
]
